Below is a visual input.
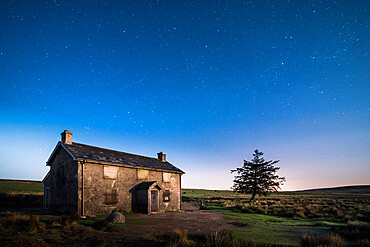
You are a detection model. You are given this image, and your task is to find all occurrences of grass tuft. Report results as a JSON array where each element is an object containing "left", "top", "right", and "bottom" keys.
[
  {"left": 206, "top": 230, "right": 256, "bottom": 247},
  {"left": 61, "top": 213, "right": 80, "bottom": 227},
  {"left": 167, "top": 229, "right": 193, "bottom": 247},
  {"left": 2, "top": 212, "right": 41, "bottom": 234},
  {"left": 300, "top": 233, "right": 344, "bottom": 247}
]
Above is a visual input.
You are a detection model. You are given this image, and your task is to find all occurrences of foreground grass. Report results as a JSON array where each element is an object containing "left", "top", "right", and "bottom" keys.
[
  {"left": 183, "top": 189, "right": 370, "bottom": 246},
  {"left": 209, "top": 204, "right": 341, "bottom": 246}
]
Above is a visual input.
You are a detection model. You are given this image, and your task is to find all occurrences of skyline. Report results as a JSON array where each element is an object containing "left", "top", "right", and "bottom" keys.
[{"left": 0, "top": 0, "right": 369, "bottom": 190}]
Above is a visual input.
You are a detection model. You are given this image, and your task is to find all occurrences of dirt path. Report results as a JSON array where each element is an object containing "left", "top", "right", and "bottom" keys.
[
  {"left": 110, "top": 202, "right": 238, "bottom": 238},
  {"left": 1, "top": 203, "right": 241, "bottom": 247}
]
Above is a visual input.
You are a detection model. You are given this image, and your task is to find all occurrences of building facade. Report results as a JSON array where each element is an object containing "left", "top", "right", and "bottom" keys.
[{"left": 43, "top": 130, "right": 184, "bottom": 216}]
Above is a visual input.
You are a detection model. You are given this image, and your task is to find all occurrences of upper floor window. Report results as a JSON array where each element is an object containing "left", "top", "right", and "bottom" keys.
[
  {"left": 104, "top": 165, "right": 118, "bottom": 179},
  {"left": 137, "top": 169, "right": 149, "bottom": 181},
  {"left": 163, "top": 172, "right": 171, "bottom": 183}
]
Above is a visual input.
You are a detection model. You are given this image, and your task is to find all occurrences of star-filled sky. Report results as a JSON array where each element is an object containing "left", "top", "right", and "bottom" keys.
[{"left": 0, "top": 0, "right": 369, "bottom": 190}]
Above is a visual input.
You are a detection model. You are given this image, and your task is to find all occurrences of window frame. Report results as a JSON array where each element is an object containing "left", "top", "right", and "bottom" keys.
[
  {"left": 44, "top": 187, "right": 50, "bottom": 209},
  {"left": 162, "top": 172, "right": 171, "bottom": 183},
  {"left": 163, "top": 190, "right": 170, "bottom": 202},
  {"left": 137, "top": 169, "right": 149, "bottom": 181},
  {"left": 103, "top": 165, "right": 119, "bottom": 180},
  {"left": 105, "top": 188, "right": 118, "bottom": 205}
]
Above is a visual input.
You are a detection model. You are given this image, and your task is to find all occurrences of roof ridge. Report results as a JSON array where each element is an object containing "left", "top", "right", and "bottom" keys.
[{"left": 70, "top": 142, "right": 170, "bottom": 163}]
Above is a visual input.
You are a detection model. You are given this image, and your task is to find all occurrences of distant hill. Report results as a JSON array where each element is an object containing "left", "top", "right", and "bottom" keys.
[{"left": 297, "top": 185, "right": 370, "bottom": 194}]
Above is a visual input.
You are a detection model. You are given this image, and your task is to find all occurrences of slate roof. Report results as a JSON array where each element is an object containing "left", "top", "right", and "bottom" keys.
[{"left": 60, "top": 142, "right": 184, "bottom": 174}]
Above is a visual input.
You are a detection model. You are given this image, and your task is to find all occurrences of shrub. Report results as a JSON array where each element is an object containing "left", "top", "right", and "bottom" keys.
[
  {"left": 346, "top": 220, "right": 370, "bottom": 232},
  {"left": 300, "top": 233, "right": 344, "bottom": 247},
  {"left": 255, "top": 206, "right": 267, "bottom": 215},
  {"left": 222, "top": 200, "right": 237, "bottom": 208},
  {"left": 240, "top": 205, "right": 255, "bottom": 213},
  {"left": 340, "top": 220, "right": 370, "bottom": 241},
  {"left": 292, "top": 206, "right": 306, "bottom": 218},
  {"left": 329, "top": 207, "right": 343, "bottom": 218}
]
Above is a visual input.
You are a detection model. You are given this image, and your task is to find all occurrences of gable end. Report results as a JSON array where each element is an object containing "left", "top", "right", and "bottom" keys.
[{"left": 46, "top": 142, "right": 76, "bottom": 166}]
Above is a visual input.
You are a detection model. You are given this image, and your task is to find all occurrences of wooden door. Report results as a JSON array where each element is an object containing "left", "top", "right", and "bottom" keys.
[{"left": 151, "top": 190, "right": 158, "bottom": 212}]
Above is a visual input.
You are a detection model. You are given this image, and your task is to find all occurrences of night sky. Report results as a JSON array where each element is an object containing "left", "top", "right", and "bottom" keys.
[{"left": 0, "top": 0, "right": 369, "bottom": 190}]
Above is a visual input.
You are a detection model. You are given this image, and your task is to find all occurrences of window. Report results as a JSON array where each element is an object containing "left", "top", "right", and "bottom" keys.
[
  {"left": 59, "top": 164, "right": 67, "bottom": 185},
  {"left": 44, "top": 187, "right": 50, "bottom": 209},
  {"left": 105, "top": 189, "right": 118, "bottom": 205},
  {"left": 163, "top": 190, "right": 170, "bottom": 202},
  {"left": 137, "top": 169, "right": 149, "bottom": 181},
  {"left": 104, "top": 166, "right": 118, "bottom": 179},
  {"left": 163, "top": 172, "right": 171, "bottom": 183}
]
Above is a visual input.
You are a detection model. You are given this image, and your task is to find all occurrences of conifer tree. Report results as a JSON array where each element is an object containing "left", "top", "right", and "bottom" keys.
[{"left": 231, "top": 149, "right": 285, "bottom": 201}]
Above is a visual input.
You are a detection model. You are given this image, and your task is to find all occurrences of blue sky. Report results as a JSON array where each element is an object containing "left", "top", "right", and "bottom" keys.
[{"left": 0, "top": 0, "right": 369, "bottom": 190}]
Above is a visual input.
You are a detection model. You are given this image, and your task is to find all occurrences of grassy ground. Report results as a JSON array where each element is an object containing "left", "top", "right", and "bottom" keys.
[
  {"left": 183, "top": 189, "right": 370, "bottom": 246},
  {"left": 0, "top": 179, "right": 43, "bottom": 194},
  {"left": 0, "top": 182, "right": 369, "bottom": 246},
  {"left": 182, "top": 188, "right": 245, "bottom": 199},
  {"left": 208, "top": 204, "right": 340, "bottom": 246}
]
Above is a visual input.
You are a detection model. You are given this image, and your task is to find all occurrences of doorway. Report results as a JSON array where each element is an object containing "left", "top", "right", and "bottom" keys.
[{"left": 151, "top": 190, "right": 158, "bottom": 212}]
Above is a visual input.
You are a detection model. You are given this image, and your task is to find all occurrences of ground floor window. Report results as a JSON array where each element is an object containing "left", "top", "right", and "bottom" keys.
[
  {"left": 44, "top": 187, "right": 50, "bottom": 209},
  {"left": 163, "top": 190, "right": 170, "bottom": 202},
  {"left": 105, "top": 189, "right": 118, "bottom": 205}
]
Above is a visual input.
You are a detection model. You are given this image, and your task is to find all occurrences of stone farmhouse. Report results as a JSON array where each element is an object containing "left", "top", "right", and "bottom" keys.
[{"left": 43, "top": 130, "right": 184, "bottom": 216}]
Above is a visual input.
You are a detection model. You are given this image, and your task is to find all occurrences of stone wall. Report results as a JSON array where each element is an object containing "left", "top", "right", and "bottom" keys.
[
  {"left": 47, "top": 147, "right": 78, "bottom": 213},
  {"left": 80, "top": 162, "right": 182, "bottom": 215}
]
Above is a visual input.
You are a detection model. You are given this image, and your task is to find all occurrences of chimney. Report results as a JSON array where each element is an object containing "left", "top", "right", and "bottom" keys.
[
  {"left": 61, "top": 130, "right": 73, "bottom": 145},
  {"left": 157, "top": 152, "right": 166, "bottom": 162}
]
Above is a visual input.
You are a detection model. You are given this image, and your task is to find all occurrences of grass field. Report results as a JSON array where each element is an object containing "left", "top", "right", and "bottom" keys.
[
  {"left": 182, "top": 188, "right": 370, "bottom": 246},
  {"left": 0, "top": 179, "right": 43, "bottom": 194}
]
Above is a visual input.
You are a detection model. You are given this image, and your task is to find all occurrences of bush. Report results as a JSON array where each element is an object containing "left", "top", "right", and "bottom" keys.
[
  {"left": 346, "top": 220, "right": 370, "bottom": 232},
  {"left": 255, "top": 206, "right": 267, "bottom": 215},
  {"left": 340, "top": 220, "right": 370, "bottom": 241},
  {"left": 300, "top": 233, "right": 344, "bottom": 247},
  {"left": 240, "top": 205, "right": 255, "bottom": 213}
]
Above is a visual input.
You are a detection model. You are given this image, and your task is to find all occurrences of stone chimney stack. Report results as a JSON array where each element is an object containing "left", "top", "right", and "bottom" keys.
[
  {"left": 61, "top": 130, "right": 73, "bottom": 145},
  {"left": 157, "top": 152, "right": 166, "bottom": 162}
]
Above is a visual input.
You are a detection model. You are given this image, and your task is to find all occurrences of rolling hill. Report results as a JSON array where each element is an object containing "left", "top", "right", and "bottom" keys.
[{"left": 297, "top": 185, "right": 370, "bottom": 194}]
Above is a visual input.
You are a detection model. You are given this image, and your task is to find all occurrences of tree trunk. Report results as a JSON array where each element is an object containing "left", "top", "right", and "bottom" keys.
[{"left": 250, "top": 193, "right": 256, "bottom": 202}]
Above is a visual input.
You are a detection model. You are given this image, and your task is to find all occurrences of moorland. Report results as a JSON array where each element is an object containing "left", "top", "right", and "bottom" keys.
[{"left": 0, "top": 179, "right": 369, "bottom": 246}]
